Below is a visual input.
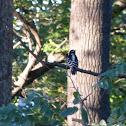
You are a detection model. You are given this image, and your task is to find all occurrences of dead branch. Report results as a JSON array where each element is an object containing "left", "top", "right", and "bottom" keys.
[
  {"left": 111, "top": 23, "right": 126, "bottom": 32},
  {"left": 12, "top": 8, "right": 42, "bottom": 96},
  {"left": 13, "top": 41, "right": 21, "bottom": 49}
]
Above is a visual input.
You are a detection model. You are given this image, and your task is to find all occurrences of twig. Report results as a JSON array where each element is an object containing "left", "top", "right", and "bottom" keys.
[
  {"left": 66, "top": 71, "right": 93, "bottom": 125},
  {"left": 54, "top": 38, "right": 68, "bottom": 51},
  {"left": 82, "top": 93, "right": 92, "bottom": 102},
  {"left": 13, "top": 41, "right": 21, "bottom": 49},
  {"left": 72, "top": 118, "right": 83, "bottom": 123},
  {"left": 13, "top": 31, "right": 51, "bottom": 70}
]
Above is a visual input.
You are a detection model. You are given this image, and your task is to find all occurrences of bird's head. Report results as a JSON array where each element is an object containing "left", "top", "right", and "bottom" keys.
[{"left": 69, "top": 50, "right": 76, "bottom": 54}]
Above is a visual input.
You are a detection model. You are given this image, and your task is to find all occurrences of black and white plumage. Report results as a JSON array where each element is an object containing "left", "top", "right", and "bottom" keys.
[{"left": 66, "top": 50, "right": 78, "bottom": 75}]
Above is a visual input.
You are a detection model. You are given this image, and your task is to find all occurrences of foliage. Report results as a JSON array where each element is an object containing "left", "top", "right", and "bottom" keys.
[
  {"left": 13, "top": 0, "right": 70, "bottom": 77},
  {"left": 92, "top": 62, "right": 126, "bottom": 125},
  {"left": 10, "top": 0, "right": 126, "bottom": 125},
  {"left": 111, "top": 8, "right": 126, "bottom": 62},
  {"left": 93, "top": 62, "right": 126, "bottom": 90},
  {"left": 0, "top": 90, "right": 78, "bottom": 126},
  {"left": 13, "top": 0, "right": 71, "bottom": 125},
  {"left": 30, "top": 67, "right": 67, "bottom": 104}
]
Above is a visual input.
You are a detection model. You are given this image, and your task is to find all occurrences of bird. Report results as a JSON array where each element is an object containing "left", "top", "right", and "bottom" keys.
[{"left": 66, "top": 50, "right": 78, "bottom": 75}]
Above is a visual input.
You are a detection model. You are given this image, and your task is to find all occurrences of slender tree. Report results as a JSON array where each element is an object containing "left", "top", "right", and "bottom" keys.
[
  {"left": 0, "top": 0, "right": 13, "bottom": 106},
  {"left": 67, "top": 0, "right": 112, "bottom": 125}
]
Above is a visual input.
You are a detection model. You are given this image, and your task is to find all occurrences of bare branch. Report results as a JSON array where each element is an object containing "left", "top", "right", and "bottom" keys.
[
  {"left": 13, "top": 31, "right": 126, "bottom": 78},
  {"left": 82, "top": 93, "right": 92, "bottom": 102},
  {"left": 22, "top": 28, "right": 33, "bottom": 60},
  {"left": 54, "top": 38, "right": 68, "bottom": 51},
  {"left": 13, "top": 8, "right": 42, "bottom": 56},
  {"left": 12, "top": 7, "right": 42, "bottom": 96},
  {"left": 113, "top": 0, "right": 126, "bottom": 15},
  {"left": 111, "top": 31, "right": 126, "bottom": 36},
  {"left": 12, "top": 31, "right": 126, "bottom": 97},
  {"left": 13, "top": 41, "right": 21, "bottom": 49},
  {"left": 111, "top": 23, "right": 126, "bottom": 32}
]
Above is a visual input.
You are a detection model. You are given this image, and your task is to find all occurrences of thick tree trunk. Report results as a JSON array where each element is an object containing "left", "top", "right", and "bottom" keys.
[
  {"left": 0, "top": 0, "right": 13, "bottom": 106},
  {"left": 67, "top": 0, "right": 112, "bottom": 125}
]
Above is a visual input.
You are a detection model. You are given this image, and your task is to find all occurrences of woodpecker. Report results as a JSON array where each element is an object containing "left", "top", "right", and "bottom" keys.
[{"left": 66, "top": 50, "right": 78, "bottom": 75}]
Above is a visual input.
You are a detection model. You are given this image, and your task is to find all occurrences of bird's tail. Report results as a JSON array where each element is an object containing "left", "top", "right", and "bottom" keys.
[{"left": 70, "top": 67, "right": 77, "bottom": 75}]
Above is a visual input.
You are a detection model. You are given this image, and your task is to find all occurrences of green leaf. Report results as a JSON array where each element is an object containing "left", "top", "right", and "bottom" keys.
[
  {"left": 81, "top": 108, "right": 88, "bottom": 124},
  {"left": 99, "top": 119, "right": 106, "bottom": 125},
  {"left": 40, "top": 100, "right": 48, "bottom": 114},
  {"left": 37, "top": 91, "right": 43, "bottom": 97},
  {"left": 33, "top": 97, "right": 41, "bottom": 109},
  {"left": 40, "top": 116, "right": 49, "bottom": 125},
  {"left": 60, "top": 106, "right": 78, "bottom": 117},
  {"left": 49, "top": 119, "right": 63, "bottom": 126},
  {"left": 116, "top": 107, "right": 122, "bottom": 117},
  {"left": 0, "top": 115, "right": 3, "bottom": 120},
  {"left": 2, "top": 114, "right": 8, "bottom": 120},
  {"left": 22, "top": 120, "right": 31, "bottom": 126},
  {"left": 107, "top": 118, "right": 116, "bottom": 123},
  {"left": 91, "top": 123, "right": 98, "bottom": 126},
  {"left": 73, "top": 92, "right": 79, "bottom": 99},
  {"left": 45, "top": 107, "right": 53, "bottom": 117},
  {"left": 122, "top": 63, "right": 126, "bottom": 73},
  {"left": 97, "top": 77, "right": 112, "bottom": 90},
  {"left": 115, "top": 64, "right": 124, "bottom": 75},
  {"left": 123, "top": 98, "right": 126, "bottom": 113},
  {"left": 118, "top": 115, "right": 125, "bottom": 121},
  {"left": 115, "top": 122, "right": 125, "bottom": 126},
  {"left": 73, "top": 91, "right": 80, "bottom": 105},
  {"left": 124, "top": 105, "right": 126, "bottom": 113},
  {"left": 107, "top": 69, "right": 115, "bottom": 79},
  {"left": 108, "top": 107, "right": 120, "bottom": 119},
  {"left": 0, "top": 123, "right": 4, "bottom": 126},
  {"left": 54, "top": 108, "right": 60, "bottom": 114},
  {"left": 98, "top": 69, "right": 111, "bottom": 77},
  {"left": 73, "top": 98, "right": 80, "bottom": 105},
  {"left": 5, "top": 122, "right": 13, "bottom": 126},
  {"left": 25, "top": 95, "right": 34, "bottom": 104}
]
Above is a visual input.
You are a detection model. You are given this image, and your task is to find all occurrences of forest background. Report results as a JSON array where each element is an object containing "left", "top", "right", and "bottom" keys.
[{"left": 0, "top": 0, "right": 126, "bottom": 125}]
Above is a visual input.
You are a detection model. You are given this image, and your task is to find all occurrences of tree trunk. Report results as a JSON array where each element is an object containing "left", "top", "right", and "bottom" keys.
[
  {"left": 0, "top": 0, "right": 13, "bottom": 106},
  {"left": 67, "top": 0, "right": 112, "bottom": 125}
]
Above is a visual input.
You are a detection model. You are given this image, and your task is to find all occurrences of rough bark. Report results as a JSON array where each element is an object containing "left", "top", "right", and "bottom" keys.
[
  {"left": 0, "top": 0, "right": 13, "bottom": 106},
  {"left": 67, "top": 0, "right": 112, "bottom": 125}
]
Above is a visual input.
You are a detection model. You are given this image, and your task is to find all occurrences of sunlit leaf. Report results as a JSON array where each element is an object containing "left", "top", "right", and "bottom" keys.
[
  {"left": 99, "top": 120, "right": 106, "bottom": 125},
  {"left": 73, "top": 92, "right": 79, "bottom": 99}
]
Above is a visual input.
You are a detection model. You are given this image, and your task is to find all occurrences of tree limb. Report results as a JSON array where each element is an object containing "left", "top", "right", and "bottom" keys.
[
  {"left": 111, "top": 23, "right": 126, "bottom": 32},
  {"left": 113, "top": 0, "right": 126, "bottom": 15},
  {"left": 12, "top": 31, "right": 126, "bottom": 97},
  {"left": 12, "top": 8, "right": 42, "bottom": 96}
]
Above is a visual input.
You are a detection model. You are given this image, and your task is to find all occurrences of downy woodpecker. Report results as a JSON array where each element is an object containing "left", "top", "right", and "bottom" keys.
[{"left": 66, "top": 50, "right": 78, "bottom": 75}]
